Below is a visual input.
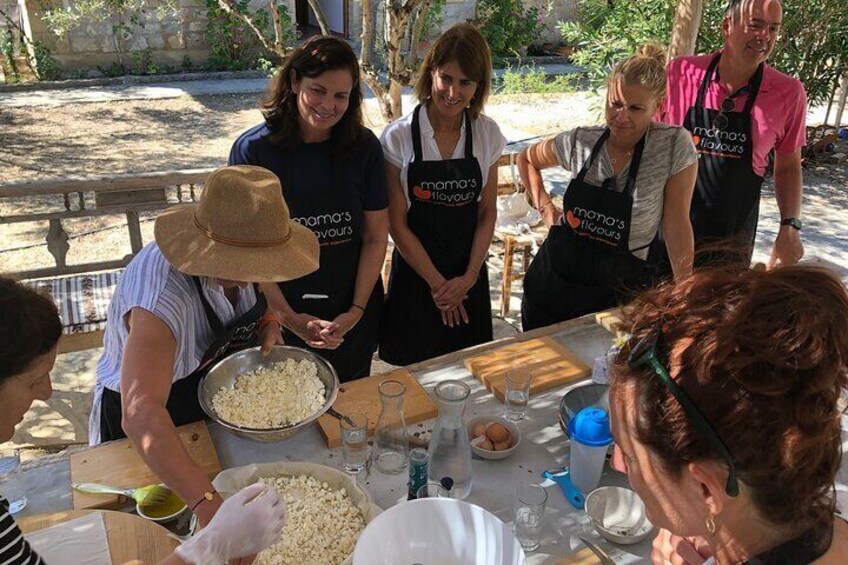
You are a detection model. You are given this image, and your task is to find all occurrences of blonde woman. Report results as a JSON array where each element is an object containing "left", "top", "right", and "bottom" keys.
[{"left": 518, "top": 44, "right": 697, "bottom": 330}]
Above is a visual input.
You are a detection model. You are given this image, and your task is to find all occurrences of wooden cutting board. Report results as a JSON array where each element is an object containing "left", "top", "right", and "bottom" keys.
[
  {"left": 463, "top": 337, "right": 591, "bottom": 402},
  {"left": 19, "top": 510, "right": 179, "bottom": 564},
  {"left": 70, "top": 421, "right": 221, "bottom": 510},
  {"left": 317, "top": 369, "right": 438, "bottom": 448}
]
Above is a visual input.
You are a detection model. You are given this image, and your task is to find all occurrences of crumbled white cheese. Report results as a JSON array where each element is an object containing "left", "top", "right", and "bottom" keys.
[
  {"left": 211, "top": 358, "right": 325, "bottom": 428},
  {"left": 256, "top": 475, "right": 366, "bottom": 565}
]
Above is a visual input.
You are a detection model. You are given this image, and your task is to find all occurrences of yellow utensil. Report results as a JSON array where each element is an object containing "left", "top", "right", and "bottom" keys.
[{"left": 72, "top": 482, "right": 171, "bottom": 507}]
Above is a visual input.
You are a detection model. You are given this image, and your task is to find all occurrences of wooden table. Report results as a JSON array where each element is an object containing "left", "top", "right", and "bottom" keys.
[{"left": 18, "top": 510, "right": 179, "bottom": 564}]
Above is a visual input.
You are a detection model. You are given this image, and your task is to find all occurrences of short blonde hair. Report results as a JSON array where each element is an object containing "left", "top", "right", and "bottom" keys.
[
  {"left": 414, "top": 23, "right": 493, "bottom": 120},
  {"left": 607, "top": 43, "right": 667, "bottom": 103}
]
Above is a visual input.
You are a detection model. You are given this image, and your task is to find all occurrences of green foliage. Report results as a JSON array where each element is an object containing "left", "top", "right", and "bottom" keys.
[
  {"left": 558, "top": 0, "right": 675, "bottom": 83},
  {"left": 421, "top": 0, "right": 445, "bottom": 39},
  {"left": 204, "top": 0, "right": 294, "bottom": 71},
  {"left": 475, "top": 0, "right": 544, "bottom": 58},
  {"left": 496, "top": 66, "right": 576, "bottom": 94},
  {"left": 559, "top": 0, "right": 848, "bottom": 106},
  {"left": 32, "top": 40, "right": 60, "bottom": 80},
  {"left": 0, "top": 28, "right": 20, "bottom": 82}
]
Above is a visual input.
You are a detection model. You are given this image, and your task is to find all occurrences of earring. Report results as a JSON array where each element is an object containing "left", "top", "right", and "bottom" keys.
[{"left": 705, "top": 513, "right": 716, "bottom": 535}]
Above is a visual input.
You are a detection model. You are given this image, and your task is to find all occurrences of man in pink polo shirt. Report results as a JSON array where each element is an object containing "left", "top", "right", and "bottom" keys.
[{"left": 662, "top": 0, "right": 805, "bottom": 268}]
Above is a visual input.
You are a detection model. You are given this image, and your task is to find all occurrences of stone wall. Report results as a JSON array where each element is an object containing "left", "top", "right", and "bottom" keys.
[{"left": 21, "top": 0, "right": 295, "bottom": 73}]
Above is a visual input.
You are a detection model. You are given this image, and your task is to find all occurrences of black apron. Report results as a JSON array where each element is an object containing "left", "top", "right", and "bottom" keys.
[
  {"left": 651, "top": 52, "right": 764, "bottom": 272},
  {"left": 276, "top": 147, "right": 382, "bottom": 383},
  {"left": 379, "top": 104, "right": 491, "bottom": 366},
  {"left": 100, "top": 278, "right": 267, "bottom": 442},
  {"left": 522, "top": 129, "right": 652, "bottom": 331}
]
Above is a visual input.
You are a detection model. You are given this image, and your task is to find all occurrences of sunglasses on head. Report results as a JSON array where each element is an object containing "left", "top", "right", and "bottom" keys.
[{"left": 627, "top": 328, "right": 740, "bottom": 497}]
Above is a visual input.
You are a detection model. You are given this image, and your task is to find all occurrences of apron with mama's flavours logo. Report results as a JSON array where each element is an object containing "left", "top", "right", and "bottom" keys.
[
  {"left": 686, "top": 52, "right": 764, "bottom": 266},
  {"left": 522, "top": 128, "right": 652, "bottom": 330},
  {"left": 379, "top": 104, "right": 491, "bottom": 366}
]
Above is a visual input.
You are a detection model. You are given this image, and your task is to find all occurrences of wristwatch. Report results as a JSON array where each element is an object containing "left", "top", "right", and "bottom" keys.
[{"left": 780, "top": 217, "right": 802, "bottom": 230}]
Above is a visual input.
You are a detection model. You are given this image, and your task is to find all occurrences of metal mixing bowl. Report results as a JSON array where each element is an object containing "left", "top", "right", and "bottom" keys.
[{"left": 198, "top": 345, "right": 339, "bottom": 443}]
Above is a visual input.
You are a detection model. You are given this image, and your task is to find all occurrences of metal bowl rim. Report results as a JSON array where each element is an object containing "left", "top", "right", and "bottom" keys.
[{"left": 197, "top": 345, "right": 339, "bottom": 434}]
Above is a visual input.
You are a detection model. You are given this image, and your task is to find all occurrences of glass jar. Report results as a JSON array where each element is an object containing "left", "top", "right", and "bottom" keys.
[
  {"left": 427, "top": 380, "right": 473, "bottom": 499},
  {"left": 375, "top": 379, "right": 409, "bottom": 474}
]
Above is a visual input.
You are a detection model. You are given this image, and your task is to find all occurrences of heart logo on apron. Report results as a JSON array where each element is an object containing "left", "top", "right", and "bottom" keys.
[
  {"left": 412, "top": 185, "right": 432, "bottom": 200},
  {"left": 566, "top": 210, "right": 581, "bottom": 229}
]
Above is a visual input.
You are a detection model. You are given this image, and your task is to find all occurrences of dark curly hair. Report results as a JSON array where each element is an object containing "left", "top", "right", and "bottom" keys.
[
  {"left": 612, "top": 265, "right": 847, "bottom": 540},
  {"left": 0, "top": 277, "right": 62, "bottom": 382},
  {"left": 261, "top": 35, "right": 364, "bottom": 155}
]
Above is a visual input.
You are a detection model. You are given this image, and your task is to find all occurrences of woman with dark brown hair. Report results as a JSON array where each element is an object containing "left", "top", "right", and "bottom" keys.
[
  {"left": 379, "top": 23, "right": 506, "bottom": 365},
  {"left": 609, "top": 265, "right": 848, "bottom": 564},
  {"left": 230, "top": 36, "right": 388, "bottom": 381}
]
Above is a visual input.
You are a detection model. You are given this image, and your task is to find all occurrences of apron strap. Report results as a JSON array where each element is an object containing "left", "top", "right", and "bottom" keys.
[
  {"left": 623, "top": 132, "right": 648, "bottom": 197},
  {"left": 411, "top": 104, "right": 424, "bottom": 163},
  {"left": 697, "top": 53, "right": 722, "bottom": 107},
  {"left": 192, "top": 276, "right": 224, "bottom": 334},
  {"left": 575, "top": 128, "right": 611, "bottom": 184},
  {"left": 741, "top": 63, "right": 764, "bottom": 114},
  {"left": 463, "top": 110, "right": 474, "bottom": 158}
]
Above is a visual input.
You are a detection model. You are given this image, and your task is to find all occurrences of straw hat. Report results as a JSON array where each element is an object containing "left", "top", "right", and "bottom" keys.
[{"left": 155, "top": 165, "right": 319, "bottom": 283}]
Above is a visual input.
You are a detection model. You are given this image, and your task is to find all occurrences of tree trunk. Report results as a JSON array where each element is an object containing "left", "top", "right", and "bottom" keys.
[
  {"left": 405, "top": 0, "right": 431, "bottom": 68},
  {"left": 305, "top": 0, "right": 332, "bottom": 36},
  {"left": 668, "top": 0, "right": 704, "bottom": 60}
]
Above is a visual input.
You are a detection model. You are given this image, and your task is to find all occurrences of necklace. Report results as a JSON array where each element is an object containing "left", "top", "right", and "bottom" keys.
[{"left": 609, "top": 148, "right": 632, "bottom": 166}]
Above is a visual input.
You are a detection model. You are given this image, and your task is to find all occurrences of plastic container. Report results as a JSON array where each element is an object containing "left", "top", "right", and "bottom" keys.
[{"left": 568, "top": 407, "right": 613, "bottom": 494}]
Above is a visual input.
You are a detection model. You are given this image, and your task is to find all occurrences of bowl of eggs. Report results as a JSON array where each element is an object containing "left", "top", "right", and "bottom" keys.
[{"left": 466, "top": 416, "right": 520, "bottom": 460}]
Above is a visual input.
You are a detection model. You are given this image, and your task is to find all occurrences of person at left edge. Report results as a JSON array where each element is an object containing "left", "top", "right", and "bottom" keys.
[
  {"left": 230, "top": 36, "right": 389, "bottom": 382},
  {"left": 379, "top": 23, "right": 507, "bottom": 366},
  {"left": 89, "top": 165, "right": 320, "bottom": 531}
]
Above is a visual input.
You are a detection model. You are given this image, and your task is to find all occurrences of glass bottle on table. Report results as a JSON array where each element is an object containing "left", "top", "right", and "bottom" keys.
[
  {"left": 427, "top": 380, "right": 473, "bottom": 499},
  {"left": 375, "top": 379, "right": 409, "bottom": 474}
]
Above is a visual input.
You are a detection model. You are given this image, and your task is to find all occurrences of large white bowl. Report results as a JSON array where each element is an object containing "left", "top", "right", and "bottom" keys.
[
  {"left": 353, "top": 498, "right": 526, "bottom": 565},
  {"left": 585, "top": 486, "right": 654, "bottom": 545}
]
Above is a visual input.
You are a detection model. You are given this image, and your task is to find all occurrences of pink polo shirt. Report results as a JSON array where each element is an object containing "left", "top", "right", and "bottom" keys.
[{"left": 661, "top": 52, "right": 807, "bottom": 177}]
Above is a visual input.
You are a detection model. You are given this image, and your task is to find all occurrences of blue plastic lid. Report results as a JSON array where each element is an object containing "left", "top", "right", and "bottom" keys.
[{"left": 568, "top": 407, "right": 613, "bottom": 447}]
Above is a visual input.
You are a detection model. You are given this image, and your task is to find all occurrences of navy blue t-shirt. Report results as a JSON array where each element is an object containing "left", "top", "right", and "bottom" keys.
[{"left": 229, "top": 123, "right": 388, "bottom": 214}]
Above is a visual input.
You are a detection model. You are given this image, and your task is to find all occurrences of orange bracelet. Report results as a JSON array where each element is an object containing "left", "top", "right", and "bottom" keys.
[{"left": 258, "top": 311, "right": 281, "bottom": 332}]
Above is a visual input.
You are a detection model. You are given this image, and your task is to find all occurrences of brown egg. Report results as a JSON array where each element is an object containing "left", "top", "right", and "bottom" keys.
[
  {"left": 485, "top": 422, "right": 509, "bottom": 444},
  {"left": 493, "top": 441, "right": 511, "bottom": 451},
  {"left": 473, "top": 423, "right": 488, "bottom": 437}
]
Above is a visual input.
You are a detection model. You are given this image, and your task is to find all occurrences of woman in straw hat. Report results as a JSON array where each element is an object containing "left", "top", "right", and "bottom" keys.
[
  {"left": 1, "top": 277, "right": 287, "bottom": 565},
  {"left": 230, "top": 36, "right": 388, "bottom": 382},
  {"left": 89, "top": 165, "right": 319, "bottom": 529}
]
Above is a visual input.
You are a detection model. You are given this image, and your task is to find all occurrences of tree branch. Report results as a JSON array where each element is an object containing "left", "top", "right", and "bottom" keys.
[{"left": 306, "top": 0, "right": 332, "bottom": 36}]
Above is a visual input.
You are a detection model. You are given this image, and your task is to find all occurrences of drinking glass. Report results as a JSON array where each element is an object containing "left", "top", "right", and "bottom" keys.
[
  {"left": 504, "top": 369, "right": 532, "bottom": 421},
  {"left": 0, "top": 449, "right": 27, "bottom": 514},
  {"left": 340, "top": 412, "right": 369, "bottom": 474},
  {"left": 514, "top": 482, "right": 547, "bottom": 552}
]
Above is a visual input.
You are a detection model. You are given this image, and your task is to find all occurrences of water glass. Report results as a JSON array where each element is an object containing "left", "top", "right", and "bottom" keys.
[
  {"left": 514, "top": 483, "right": 547, "bottom": 552},
  {"left": 340, "top": 412, "right": 369, "bottom": 474},
  {"left": 504, "top": 370, "right": 532, "bottom": 421},
  {"left": 416, "top": 482, "right": 448, "bottom": 499},
  {"left": 0, "top": 449, "right": 27, "bottom": 514}
]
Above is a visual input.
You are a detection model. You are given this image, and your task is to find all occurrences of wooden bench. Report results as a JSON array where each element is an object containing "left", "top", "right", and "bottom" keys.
[{"left": 1, "top": 170, "right": 212, "bottom": 352}]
